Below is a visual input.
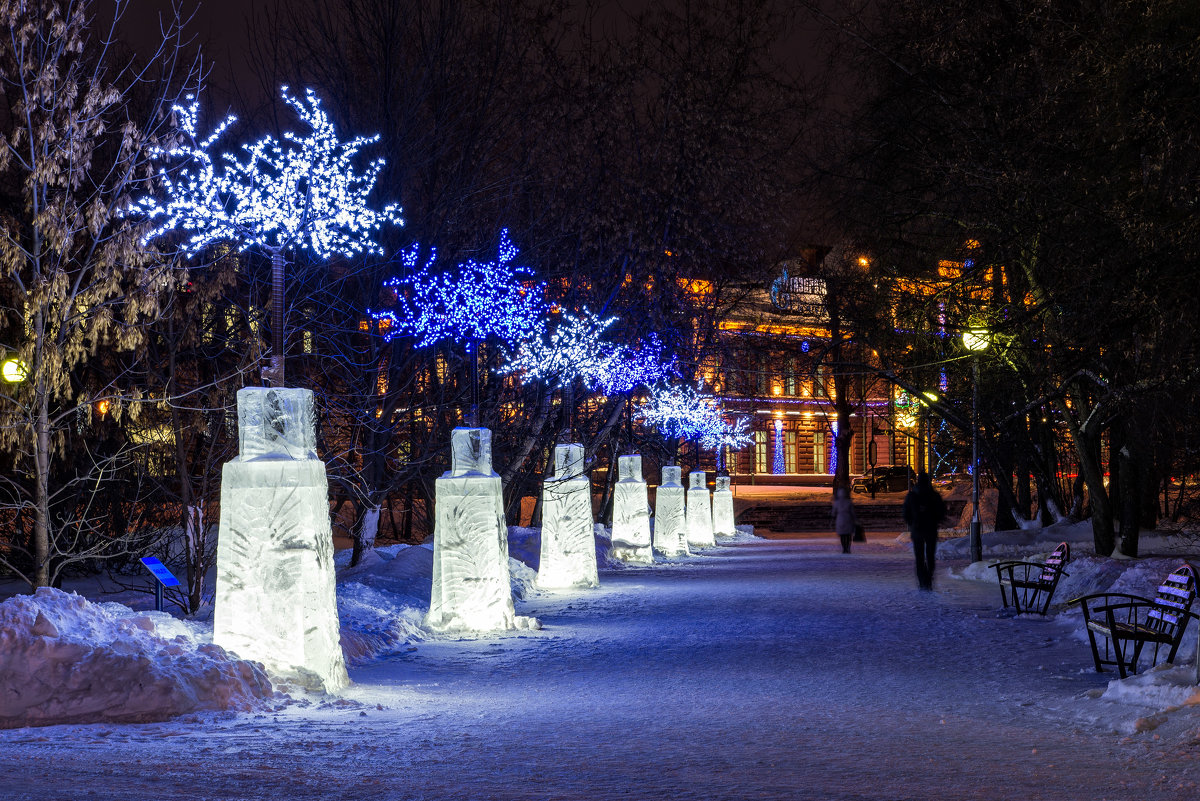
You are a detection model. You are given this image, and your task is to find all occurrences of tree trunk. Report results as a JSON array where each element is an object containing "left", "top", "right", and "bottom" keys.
[
  {"left": 33, "top": 380, "right": 52, "bottom": 589},
  {"left": 351, "top": 502, "right": 382, "bottom": 566},
  {"left": 1116, "top": 442, "right": 1139, "bottom": 558}
]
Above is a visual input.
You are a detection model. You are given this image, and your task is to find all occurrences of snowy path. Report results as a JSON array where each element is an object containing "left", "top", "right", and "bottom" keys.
[{"left": 3, "top": 537, "right": 1198, "bottom": 800}]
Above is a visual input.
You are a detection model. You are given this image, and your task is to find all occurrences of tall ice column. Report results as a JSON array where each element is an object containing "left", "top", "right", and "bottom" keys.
[
  {"left": 712, "top": 475, "right": 736, "bottom": 538},
  {"left": 610, "top": 454, "right": 653, "bottom": 564},
  {"left": 686, "top": 470, "right": 715, "bottom": 549},
  {"left": 537, "top": 444, "right": 599, "bottom": 589},
  {"left": 215, "top": 387, "right": 349, "bottom": 692},
  {"left": 427, "top": 427, "right": 529, "bottom": 631},
  {"left": 653, "top": 466, "right": 689, "bottom": 557}
]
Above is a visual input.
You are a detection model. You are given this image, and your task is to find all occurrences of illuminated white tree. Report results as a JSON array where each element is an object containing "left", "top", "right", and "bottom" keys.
[
  {"left": 637, "top": 381, "right": 750, "bottom": 469},
  {"left": 636, "top": 381, "right": 721, "bottom": 443},
  {"left": 500, "top": 308, "right": 617, "bottom": 388},
  {"left": 702, "top": 414, "right": 753, "bottom": 472},
  {"left": 133, "top": 86, "right": 403, "bottom": 386}
]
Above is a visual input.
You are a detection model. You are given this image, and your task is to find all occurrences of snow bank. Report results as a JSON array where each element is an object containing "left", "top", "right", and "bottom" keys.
[
  {"left": 337, "top": 582, "right": 427, "bottom": 666},
  {"left": 0, "top": 588, "right": 274, "bottom": 729}
]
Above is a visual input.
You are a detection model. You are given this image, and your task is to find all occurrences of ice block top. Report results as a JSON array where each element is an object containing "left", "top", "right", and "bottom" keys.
[
  {"left": 553, "top": 443, "right": 585, "bottom": 479},
  {"left": 617, "top": 454, "right": 643, "bottom": 482},
  {"left": 237, "top": 387, "right": 317, "bottom": 460},
  {"left": 661, "top": 466, "right": 682, "bottom": 486},
  {"left": 688, "top": 470, "right": 707, "bottom": 490},
  {"left": 715, "top": 476, "right": 731, "bottom": 492},
  {"left": 450, "top": 427, "right": 494, "bottom": 476}
]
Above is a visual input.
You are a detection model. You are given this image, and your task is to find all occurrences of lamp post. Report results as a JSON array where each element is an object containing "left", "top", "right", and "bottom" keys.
[{"left": 962, "top": 327, "right": 990, "bottom": 563}]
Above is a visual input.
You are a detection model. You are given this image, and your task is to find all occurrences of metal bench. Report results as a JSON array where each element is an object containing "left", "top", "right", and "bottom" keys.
[
  {"left": 1071, "top": 562, "right": 1198, "bottom": 678},
  {"left": 993, "top": 541, "right": 1070, "bottom": 615}
]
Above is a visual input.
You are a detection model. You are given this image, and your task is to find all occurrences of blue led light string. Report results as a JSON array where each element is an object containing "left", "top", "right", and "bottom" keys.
[{"left": 372, "top": 230, "right": 548, "bottom": 426}]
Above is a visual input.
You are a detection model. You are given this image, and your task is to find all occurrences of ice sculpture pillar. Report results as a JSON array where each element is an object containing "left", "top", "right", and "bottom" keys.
[
  {"left": 537, "top": 444, "right": 599, "bottom": 589},
  {"left": 712, "top": 476, "right": 736, "bottom": 538},
  {"left": 686, "top": 470, "right": 716, "bottom": 548},
  {"left": 214, "top": 387, "right": 349, "bottom": 692},
  {"left": 427, "top": 427, "right": 525, "bottom": 631},
  {"left": 610, "top": 455, "right": 653, "bottom": 564},
  {"left": 653, "top": 466, "right": 689, "bottom": 557}
]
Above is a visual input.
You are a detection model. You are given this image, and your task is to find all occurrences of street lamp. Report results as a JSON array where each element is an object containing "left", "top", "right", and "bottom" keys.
[
  {"left": 1, "top": 357, "right": 27, "bottom": 383},
  {"left": 962, "top": 327, "right": 989, "bottom": 563}
]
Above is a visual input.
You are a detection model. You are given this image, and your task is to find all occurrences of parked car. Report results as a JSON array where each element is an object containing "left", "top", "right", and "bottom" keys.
[{"left": 851, "top": 465, "right": 916, "bottom": 494}]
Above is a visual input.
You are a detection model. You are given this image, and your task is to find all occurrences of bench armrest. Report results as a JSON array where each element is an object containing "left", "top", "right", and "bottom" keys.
[
  {"left": 995, "top": 561, "right": 1069, "bottom": 581},
  {"left": 1069, "top": 592, "right": 1152, "bottom": 608}
]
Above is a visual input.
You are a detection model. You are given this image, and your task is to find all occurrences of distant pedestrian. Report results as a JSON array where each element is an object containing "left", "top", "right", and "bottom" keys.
[
  {"left": 831, "top": 486, "right": 857, "bottom": 554},
  {"left": 902, "top": 472, "right": 946, "bottom": 590}
]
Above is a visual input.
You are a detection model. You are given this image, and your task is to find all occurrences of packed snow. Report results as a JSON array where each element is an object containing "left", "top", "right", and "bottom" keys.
[{"left": 2, "top": 513, "right": 1200, "bottom": 799}]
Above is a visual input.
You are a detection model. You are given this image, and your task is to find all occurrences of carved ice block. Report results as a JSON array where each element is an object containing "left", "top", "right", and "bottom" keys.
[
  {"left": 653, "top": 466, "right": 689, "bottom": 557},
  {"left": 237, "top": 387, "right": 317, "bottom": 460},
  {"left": 538, "top": 443, "right": 598, "bottom": 589},
  {"left": 554, "top": 443, "right": 585, "bottom": 479},
  {"left": 214, "top": 458, "right": 349, "bottom": 692},
  {"left": 712, "top": 475, "right": 736, "bottom": 538},
  {"left": 450, "top": 427, "right": 493, "bottom": 476},
  {"left": 686, "top": 471, "right": 715, "bottom": 548},
  {"left": 427, "top": 467, "right": 518, "bottom": 631},
  {"left": 611, "top": 454, "right": 652, "bottom": 564}
]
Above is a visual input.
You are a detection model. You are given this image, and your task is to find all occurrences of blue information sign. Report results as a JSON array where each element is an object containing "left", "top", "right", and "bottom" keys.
[{"left": 140, "top": 556, "right": 182, "bottom": 587}]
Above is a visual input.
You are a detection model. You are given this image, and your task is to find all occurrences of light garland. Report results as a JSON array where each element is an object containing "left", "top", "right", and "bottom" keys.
[
  {"left": 773, "top": 418, "right": 785, "bottom": 474},
  {"left": 133, "top": 87, "right": 402, "bottom": 259},
  {"left": 636, "top": 380, "right": 749, "bottom": 455}
]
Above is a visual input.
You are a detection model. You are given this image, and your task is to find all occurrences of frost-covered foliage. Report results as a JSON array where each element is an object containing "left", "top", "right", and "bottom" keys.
[
  {"left": 376, "top": 232, "right": 547, "bottom": 350},
  {"left": 0, "top": 588, "right": 273, "bottom": 728},
  {"left": 135, "top": 87, "right": 402, "bottom": 259}
]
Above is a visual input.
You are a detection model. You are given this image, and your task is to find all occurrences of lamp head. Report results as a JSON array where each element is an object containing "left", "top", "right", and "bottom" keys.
[
  {"left": 962, "top": 328, "right": 990, "bottom": 352},
  {"left": 1, "top": 357, "right": 27, "bottom": 383}
]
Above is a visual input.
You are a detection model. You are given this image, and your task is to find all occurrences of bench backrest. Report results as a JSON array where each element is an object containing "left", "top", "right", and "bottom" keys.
[
  {"left": 1147, "top": 563, "right": 1197, "bottom": 635},
  {"left": 1039, "top": 542, "right": 1070, "bottom": 584}
]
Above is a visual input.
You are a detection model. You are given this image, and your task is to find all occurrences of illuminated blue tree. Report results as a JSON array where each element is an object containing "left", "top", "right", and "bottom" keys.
[
  {"left": 376, "top": 232, "right": 546, "bottom": 350},
  {"left": 133, "top": 86, "right": 403, "bottom": 386},
  {"left": 590, "top": 333, "right": 677, "bottom": 396},
  {"left": 374, "top": 231, "right": 548, "bottom": 425}
]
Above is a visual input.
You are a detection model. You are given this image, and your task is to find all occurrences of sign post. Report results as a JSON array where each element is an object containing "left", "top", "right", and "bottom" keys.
[{"left": 140, "top": 556, "right": 181, "bottom": 612}]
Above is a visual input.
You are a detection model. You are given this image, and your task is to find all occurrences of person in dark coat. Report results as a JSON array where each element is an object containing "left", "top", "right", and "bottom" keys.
[{"left": 902, "top": 472, "right": 946, "bottom": 590}]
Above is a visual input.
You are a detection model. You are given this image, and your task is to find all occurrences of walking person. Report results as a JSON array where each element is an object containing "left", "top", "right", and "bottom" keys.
[
  {"left": 831, "top": 486, "right": 857, "bottom": 554},
  {"left": 902, "top": 472, "right": 946, "bottom": 590}
]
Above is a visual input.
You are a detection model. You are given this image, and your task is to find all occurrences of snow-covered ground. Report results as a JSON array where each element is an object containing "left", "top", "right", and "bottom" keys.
[{"left": 1, "top": 520, "right": 1199, "bottom": 799}]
